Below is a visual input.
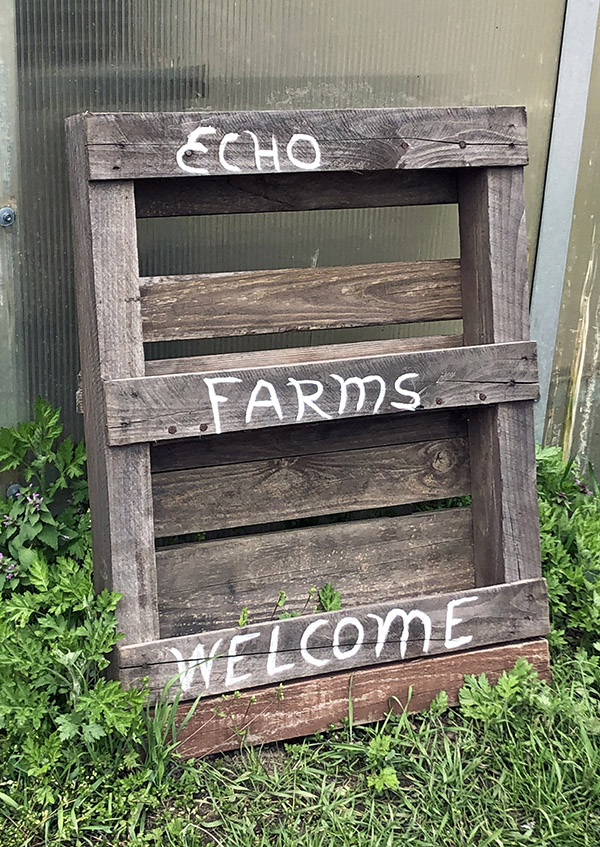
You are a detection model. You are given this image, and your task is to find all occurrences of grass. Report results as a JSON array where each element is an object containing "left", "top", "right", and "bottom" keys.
[{"left": 138, "top": 654, "right": 600, "bottom": 847}]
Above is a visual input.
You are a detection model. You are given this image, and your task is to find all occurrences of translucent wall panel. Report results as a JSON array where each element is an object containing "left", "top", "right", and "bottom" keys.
[
  {"left": 546, "top": 19, "right": 600, "bottom": 465},
  {"left": 14, "top": 0, "right": 566, "bottom": 434}
]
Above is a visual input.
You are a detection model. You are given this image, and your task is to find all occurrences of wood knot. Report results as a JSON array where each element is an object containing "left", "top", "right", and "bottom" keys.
[{"left": 432, "top": 450, "right": 451, "bottom": 472}]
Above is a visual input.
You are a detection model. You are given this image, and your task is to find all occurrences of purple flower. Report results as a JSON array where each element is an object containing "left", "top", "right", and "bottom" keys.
[{"left": 6, "top": 574, "right": 12, "bottom": 580}]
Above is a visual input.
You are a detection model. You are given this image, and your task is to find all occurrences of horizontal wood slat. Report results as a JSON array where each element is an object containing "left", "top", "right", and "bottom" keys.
[
  {"left": 78, "top": 107, "right": 528, "bottom": 180},
  {"left": 119, "top": 578, "right": 549, "bottom": 700},
  {"left": 140, "top": 259, "right": 462, "bottom": 342},
  {"left": 134, "top": 169, "right": 458, "bottom": 218},
  {"left": 174, "top": 639, "right": 551, "bottom": 757},
  {"left": 106, "top": 341, "right": 538, "bottom": 445},
  {"left": 157, "top": 508, "right": 475, "bottom": 636},
  {"left": 150, "top": 408, "right": 467, "bottom": 473},
  {"left": 152, "top": 436, "right": 470, "bottom": 537},
  {"left": 145, "top": 334, "right": 464, "bottom": 377}
]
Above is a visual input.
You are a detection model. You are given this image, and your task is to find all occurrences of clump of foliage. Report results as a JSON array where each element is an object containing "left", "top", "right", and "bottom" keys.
[
  {"left": 537, "top": 445, "right": 600, "bottom": 654},
  {"left": 0, "top": 401, "right": 152, "bottom": 838}
]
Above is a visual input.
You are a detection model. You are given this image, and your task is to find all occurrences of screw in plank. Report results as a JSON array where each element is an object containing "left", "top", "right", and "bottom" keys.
[
  {"left": 458, "top": 140, "right": 467, "bottom": 149},
  {"left": 478, "top": 393, "right": 487, "bottom": 401},
  {"left": 401, "top": 141, "right": 409, "bottom": 149},
  {"left": 435, "top": 397, "right": 443, "bottom": 405},
  {"left": 168, "top": 425, "right": 178, "bottom": 434},
  {"left": 199, "top": 423, "right": 208, "bottom": 432},
  {"left": 0, "top": 207, "right": 15, "bottom": 227}
]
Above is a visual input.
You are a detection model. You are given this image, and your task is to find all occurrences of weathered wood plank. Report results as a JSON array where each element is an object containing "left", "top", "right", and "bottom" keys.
[
  {"left": 152, "top": 436, "right": 470, "bottom": 537},
  {"left": 140, "top": 259, "right": 462, "bottom": 342},
  {"left": 118, "top": 579, "right": 549, "bottom": 700},
  {"left": 157, "top": 508, "right": 475, "bottom": 636},
  {"left": 65, "top": 117, "right": 159, "bottom": 645},
  {"left": 174, "top": 639, "right": 551, "bottom": 757},
  {"left": 78, "top": 107, "right": 528, "bottom": 180},
  {"left": 150, "top": 408, "right": 467, "bottom": 473},
  {"left": 106, "top": 341, "right": 538, "bottom": 445},
  {"left": 458, "top": 168, "right": 541, "bottom": 585},
  {"left": 134, "top": 169, "right": 458, "bottom": 218},
  {"left": 145, "top": 334, "right": 464, "bottom": 377}
]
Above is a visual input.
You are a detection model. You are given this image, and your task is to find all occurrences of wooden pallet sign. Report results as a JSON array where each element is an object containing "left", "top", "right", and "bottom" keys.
[{"left": 66, "top": 106, "right": 550, "bottom": 757}]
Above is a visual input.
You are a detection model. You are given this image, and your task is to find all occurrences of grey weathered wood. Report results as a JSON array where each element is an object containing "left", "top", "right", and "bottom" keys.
[
  {"left": 145, "top": 333, "right": 464, "bottom": 377},
  {"left": 65, "top": 116, "right": 159, "bottom": 645},
  {"left": 152, "top": 437, "right": 470, "bottom": 537},
  {"left": 175, "top": 640, "right": 551, "bottom": 757},
  {"left": 118, "top": 578, "right": 549, "bottom": 700},
  {"left": 134, "top": 169, "right": 458, "bottom": 218},
  {"left": 458, "top": 168, "right": 542, "bottom": 585},
  {"left": 157, "top": 507, "right": 475, "bottom": 636},
  {"left": 105, "top": 341, "right": 538, "bottom": 445},
  {"left": 140, "top": 259, "right": 462, "bottom": 342},
  {"left": 78, "top": 107, "right": 528, "bottom": 180},
  {"left": 150, "top": 408, "right": 467, "bottom": 473}
]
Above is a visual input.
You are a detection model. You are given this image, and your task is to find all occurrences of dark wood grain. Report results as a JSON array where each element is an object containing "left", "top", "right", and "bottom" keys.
[
  {"left": 458, "top": 168, "right": 541, "bottom": 585},
  {"left": 174, "top": 639, "right": 551, "bottom": 757},
  {"left": 150, "top": 408, "right": 467, "bottom": 473},
  {"left": 65, "top": 116, "right": 159, "bottom": 645},
  {"left": 157, "top": 507, "right": 475, "bottom": 636},
  {"left": 118, "top": 579, "right": 549, "bottom": 700},
  {"left": 140, "top": 259, "right": 462, "bottom": 342},
  {"left": 145, "top": 334, "right": 464, "bottom": 377},
  {"left": 135, "top": 169, "right": 458, "bottom": 218},
  {"left": 106, "top": 340, "right": 538, "bottom": 445},
  {"left": 152, "top": 436, "right": 470, "bottom": 537},
  {"left": 77, "top": 107, "right": 528, "bottom": 180}
]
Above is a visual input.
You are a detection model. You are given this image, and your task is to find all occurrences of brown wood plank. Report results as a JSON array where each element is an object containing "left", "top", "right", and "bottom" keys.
[
  {"left": 157, "top": 507, "right": 475, "bottom": 637},
  {"left": 78, "top": 107, "right": 528, "bottom": 180},
  {"left": 174, "top": 639, "right": 551, "bottom": 757},
  {"left": 152, "top": 436, "right": 470, "bottom": 537},
  {"left": 134, "top": 169, "right": 458, "bottom": 218},
  {"left": 145, "top": 334, "right": 464, "bottom": 377},
  {"left": 140, "top": 259, "right": 462, "bottom": 342},
  {"left": 106, "top": 341, "right": 538, "bottom": 445},
  {"left": 150, "top": 408, "right": 467, "bottom": 473},
  {"left": 65, "top": 117, "right": 159, "bottom": 645},
  {"left": 458, "top": 168, "right": 541, "bottom": 585},
  {"left": 118, "top": 579, "right": 549, "bottom": 700}
]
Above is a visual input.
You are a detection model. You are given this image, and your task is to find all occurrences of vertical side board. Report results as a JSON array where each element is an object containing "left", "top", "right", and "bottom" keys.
[
  {"left": 458, "top": 167, "right": 541, "bottom": 586},
  {"left": 66, "top": 116, "right": 159, "bottom": 645}
]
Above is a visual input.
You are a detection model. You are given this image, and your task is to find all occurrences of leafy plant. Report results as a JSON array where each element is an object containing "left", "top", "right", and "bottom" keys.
[
  {"left": 0, "top": 404, "right": 149, "bottom": 828},
  {"left": 318, "top": 582, "right": 342, "bottom": 612},
  {"left": 0, "top": 399, "right": 90, "bottom": 585},
  {"left": 0, "top": 398, "right": 86, "bottom": 501},
  {"left": 537, "top": 445, "right": 600, "bottom": 654}
]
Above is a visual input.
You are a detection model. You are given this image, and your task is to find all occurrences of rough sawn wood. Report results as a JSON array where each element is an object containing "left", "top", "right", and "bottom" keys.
[{"left": 173, "top": 640, "right": 551, "bottom": 757}]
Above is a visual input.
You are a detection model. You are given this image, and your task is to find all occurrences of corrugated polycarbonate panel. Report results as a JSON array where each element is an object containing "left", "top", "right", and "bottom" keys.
[
  {"left": 14, "top": 0, "right": 566, "bottom": 434},
  {"left": 545, "top": 17, "right": 600, "bottom": 466}
]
